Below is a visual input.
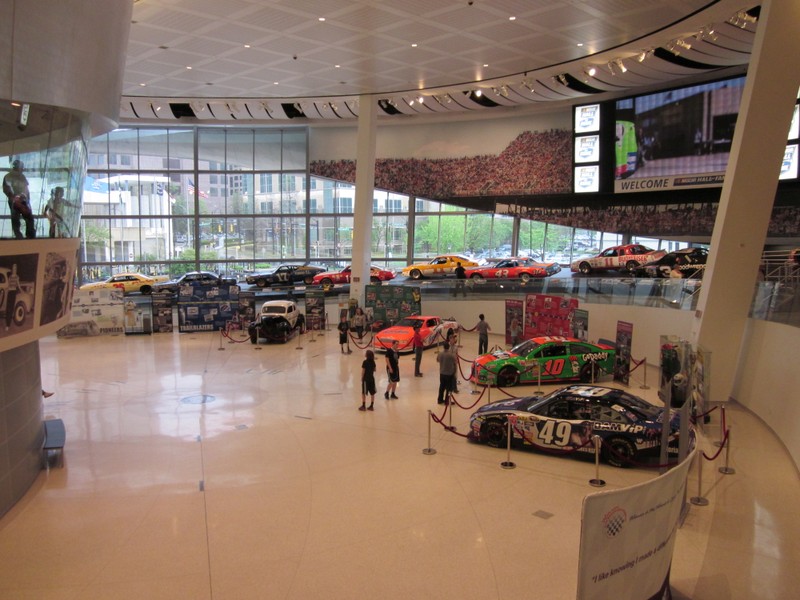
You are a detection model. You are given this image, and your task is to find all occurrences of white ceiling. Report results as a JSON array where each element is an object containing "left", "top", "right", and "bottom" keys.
[{"left": 121, "top": 0, "right": 760, "bottom": 122}]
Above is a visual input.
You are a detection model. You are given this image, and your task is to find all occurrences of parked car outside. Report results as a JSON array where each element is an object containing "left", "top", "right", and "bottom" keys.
[
  {"left": 312, "top": 265, "right": 395, "bottom": 287},
  {"left": 635, "top": 247, "right": 708, "bottom": 278},
  {"left": 401, "top": 255, "right": 479, "bottom": 280},
  {"left": 79, "top": 272, "right": 169, "bottom": 295},
  {"left": 468, "top": 384, "right": 692, "bottom": 468},
  {"left": 245, "top": 263, "right": 326, "bottom": 288},
  {"left": 470, "top": 336, "right": 616, "bottom": 387},
  {"left": 570, "top": 244, "right": 666, "bottom": 275}
]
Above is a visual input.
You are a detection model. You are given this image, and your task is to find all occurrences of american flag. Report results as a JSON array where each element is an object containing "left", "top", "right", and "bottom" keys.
[{"left": 187, "top": 179, "right": 209, "bottom": 198}]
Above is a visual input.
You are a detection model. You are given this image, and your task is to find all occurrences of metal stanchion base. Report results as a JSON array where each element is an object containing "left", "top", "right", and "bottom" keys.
[
  {"left": 422, "top": 448, "right": 437, "bottom": 455},
  {"left": 639, "top": 385, "right": 650, "bottom": 390},
  {"left": 713, "top": 441, "right": 724, "bottom": 447},
  {"left": 690, "top": 496, "right": 709, "bottom": 506},
  {"left": 500, "top": 461, "right": 516, "bottom": 469},
  {"left": 719, "top": 466, "right": 736, "bottom": 475},
  {"left": 253, "top": 346, "right": 262, "bottom": 350},
  {"left": 589, "top": 478, "right": 606, "bottom": 487}
]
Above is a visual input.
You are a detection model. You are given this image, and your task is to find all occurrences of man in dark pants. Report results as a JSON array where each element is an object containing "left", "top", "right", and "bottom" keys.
[
  {"left": 412, "top": 326, "right": 424, "bottom": 377},
  {"left": 3, "top": 160, "right": 35, "bottom": 239},
  {"left": 453, "top": 262, "right": 467, "bottom": 297},
  {"left": 437, "top": 341, "right": 457, "bottom": 404}
]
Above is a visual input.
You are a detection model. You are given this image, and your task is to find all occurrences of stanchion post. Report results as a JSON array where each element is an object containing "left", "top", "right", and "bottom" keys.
[
  {"left": 500, "top": 419, "right": 516, "bottom": 469},
  {"left": 640, "top": 357, "right": 650, "bottom": 390},
  {"left": 690, "top": 454, "right": 709, "bottom": 506},
  {"left": 296, "top": 327, "right": 303, "bottom": 350},
  {"left": 535, "top": 360, "right": 543, "bottom": 395},
  {"left": 589, "top": 435, "right": 606, "bottom": 487},
  {"left": 719, "top": 426, "right": 736, "bottom": 474},
  {"left": 714, "top": 405, "right": 726, "bottom": 447},
  {"left": 218, "top": 327, "right": 225, "bottom": 351},
  {"left": 446, "top": 392, "right": 456, "bottom": 431},
  {"left": 422, "top": 410, "right": 437, "bottom": 455}
]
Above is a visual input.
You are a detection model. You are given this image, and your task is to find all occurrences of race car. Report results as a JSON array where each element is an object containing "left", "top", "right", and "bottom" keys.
[
  {"left": 312, "top": 265, "right": 395, "bottom": 287},
  {"left": 79, "top": 272, "right": 169, "bottom": 295},
  {"left": 470, "top": 336, "right": 616, "bottom": 387},
  {"left": 245, "top": 263, "right": 326, "bottom": 287},
  {"left": 464, "top": 257, "right": 560, "bottom": 282},
  {"left": 401, "top": 255, "right": 479, "bottom": 280},
  {"left": 570, "top": 244, "right": 666, "bottom": 275},
  {"left": 467, "top": 384, "right": 692, "bottom": 467},
  {"left": 635, "top": 247, "right": 708, "bottom": 278},
  {"left": 373, "top": 315, "right": 459, "bottom": 352},
  {"left": 249, "top": 300, "right": 302, "bottom": 343},
  {"left": 152, "top": 271, "right": 238, "bottom": 295}
]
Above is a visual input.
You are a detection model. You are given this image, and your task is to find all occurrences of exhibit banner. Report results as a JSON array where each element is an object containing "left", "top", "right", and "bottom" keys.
[
  {"left": 177, "top": 284, "right": 241, "bottom": 333},
  {"left": 523, "top": 293, "right": 578, "bottom": 338},
  {"left": 123, "top": 296, "right": 153, "bottom": 335},
  {"left": 152, "top": 293, "right": 174, "bottom": 333},
  {"left": 364, "top": 284, "right": 421, "bottom": 328},
  {"left": 59, "top": 288, "right": 124, "bottom": 337},
  {"left": 304, "top": 289, "right": 327, "bottom": 331},
  {"left": 576, "top": 450, "right": 694, "bottom": 600},
  {"left": 572, "top": 308, "right": 589, "bottom": 342},
  {"left": 614, "top": 321, "right": 634, "bottom": 385}
]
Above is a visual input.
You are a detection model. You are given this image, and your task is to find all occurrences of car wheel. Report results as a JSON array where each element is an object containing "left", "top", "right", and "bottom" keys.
[
  {"left": 12, "top": 301, "right": 27, "bottom": 326},
  {"left": 304, "top": 276, "right": 314, "bottom": 285},
  {"left": 409, "top": 269, "right": 422, "bottom": 280},
  {"left": 370, "top": 276, "right": 380, "bottom": 283},
  {"left": 519, "top": 272, "right": 531, "bottom": 283},
  {"left": 483, "top": 419, "right": 508, "bottom": 448},
  {"left": 497, "top": 366, "right": 519, "bottom": 387},
  {"left": 579, "top": 362, "right": 598, "bottom": 383},
  {"left": 470, "top": 273, "right": 483, "bottom": 280},
  {"left": 605, "top": 437, "right": 636, "bottom": 468},
  {"left": 140, "top": 285, "right": 152, "bottom": 295},
  {"left": 250, "top": 331, "right": 258, "bottom": 344},
  {"left": 579, "top": 262, "right": 592, "bottom": 275},
  {"left": 256, "top": 280, "right": 267, "bottom": 288},
  {"left": 625, "top": 260, "right": 639, "bottom": 273}
]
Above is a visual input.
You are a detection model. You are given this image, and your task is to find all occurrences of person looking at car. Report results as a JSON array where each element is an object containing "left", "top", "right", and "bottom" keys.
[
  {"left": 359, "top": 350, "right": 377, "bottom": 411},
  {"left": 352, "top": 307, "right": 366, "bottom": 339},
  {"left": 384, "top": 340, "right": 400, "bottom": 399},
  {"left": 338, "top": 314, "right": 352, "bottom": 354},
  {"left": 412, "top": 325, "right": 424, "bottom": 377},
  {"left": 475, "top": 314, "right": 491, "bottom": 355},
  {"left": 437, "top": 341, "right": 457, "bottom": 405},
  {"left": 453, "top": 262, "right": 467, "bottom": 297}
]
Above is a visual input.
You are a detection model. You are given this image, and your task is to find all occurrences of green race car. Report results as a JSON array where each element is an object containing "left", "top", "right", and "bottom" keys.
[{"left": 470, "top": 336, "right": 616, "bottom": 387}]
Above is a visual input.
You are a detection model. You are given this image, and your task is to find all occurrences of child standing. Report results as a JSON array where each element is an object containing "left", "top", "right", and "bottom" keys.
[
  {"left": 359, "top": 350, "right": 377, "bottom": 411},
  {"left": 338, "top": 314, "right": 352, "bottom": 354}
]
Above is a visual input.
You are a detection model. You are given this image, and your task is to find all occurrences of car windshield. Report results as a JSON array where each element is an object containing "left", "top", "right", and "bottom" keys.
[
  {"left": 511, "top": 339, "right": 541, "bottom": 355},
  {"left": 263, "top": 306, "right": 287, "bottom": 315},
  {"left": 396, "top": 318, "right": 423, "bottom": 328}
]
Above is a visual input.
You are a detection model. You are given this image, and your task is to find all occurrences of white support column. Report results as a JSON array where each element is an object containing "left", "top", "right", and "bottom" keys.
[
  {"left": 350, "top": 95, "right": 378, "bottom": 306},
  {"left": 691, "top": 0, "right": 800, "bottom": 402}
]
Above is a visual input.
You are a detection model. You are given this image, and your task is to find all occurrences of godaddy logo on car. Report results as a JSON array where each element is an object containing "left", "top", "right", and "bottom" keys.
[{"left": 582, "top": 352, "right": 608, "bottom": 362}]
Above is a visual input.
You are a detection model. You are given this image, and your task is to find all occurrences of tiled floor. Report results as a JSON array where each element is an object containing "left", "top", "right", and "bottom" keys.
[{"left": 1, "top": 324, "right": 798, "bottom": 599}]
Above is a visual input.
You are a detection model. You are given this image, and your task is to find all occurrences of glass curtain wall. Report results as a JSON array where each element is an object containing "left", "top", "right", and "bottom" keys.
[{"left": 80, "top": 126, "right": 694, "bottom": 284}]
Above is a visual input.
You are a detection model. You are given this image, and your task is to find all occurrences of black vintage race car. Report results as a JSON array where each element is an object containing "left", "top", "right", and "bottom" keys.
[
  {"left": 248, "top": 300, "right": 302, "bottom": 343},
  {"left": 152, "top": 271, "right": 238, "bottom": 295},
  {"left": 636, "top": 247, "right": 708, "bottom": 278},
  {"left": 245, "top": 264, "right": 326, "bottom": 288}
]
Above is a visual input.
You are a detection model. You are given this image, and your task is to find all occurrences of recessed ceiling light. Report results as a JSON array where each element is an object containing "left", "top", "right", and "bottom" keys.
[
  {"left": 483, "top": 64, "right": 489, "bottom": 68},
  {"left": 319, "top": 17, "right": 325, "bottom": 22},
  {"left": 139, "top": 83, "right": 146, "bottom": 87},
  {"left": 244, "top": 44, "right": 250, "bottom": 48},
  {"left": 577, "top": 43, "right": 584, "bottom": 47},
  {"left": 335, "top": 64, "right": 340, "bottom": 68},
  {"left": 186, "top": 66, "right": 192, "bottom": 70},
  {"left": 509, "top": 16, "right": 516, "bottom": 21},
  {"left": 411, "top": 43, "right": 418, "bottom": 48},
  {"left": 273, "top": 81, "right": 279, "bottom": 85}
]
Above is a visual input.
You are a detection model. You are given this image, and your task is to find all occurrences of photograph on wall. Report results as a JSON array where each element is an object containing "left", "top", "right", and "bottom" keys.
[
  {"left": 363, "top": 284, "right": 421, "bottom": 330},
  {"left": 659, "top": 335, "right": 691, "bottom": 408},
  {"left": 0, "top": 252, "right": 38, "bottom": 339},
  {"left": 613, "top": 321, "right": 633, "bottom": 385},
  {"left": 40, "top": 250, "right": 76, "bottom": 326}
]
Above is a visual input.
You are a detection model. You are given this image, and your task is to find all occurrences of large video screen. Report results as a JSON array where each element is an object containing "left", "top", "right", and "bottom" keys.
[{"left": 614, "top": 76, "right": 746, "bottom": 193}]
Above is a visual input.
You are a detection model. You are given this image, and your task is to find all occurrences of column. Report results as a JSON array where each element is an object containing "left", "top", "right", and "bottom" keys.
[{"left": 350, "top": 95, "right": 378, "bottom": 305}]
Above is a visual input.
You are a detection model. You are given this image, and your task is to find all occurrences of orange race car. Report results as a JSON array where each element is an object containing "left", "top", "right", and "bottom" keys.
[{"left": 373, "top": 315, "right": 459, "bottom": 352}]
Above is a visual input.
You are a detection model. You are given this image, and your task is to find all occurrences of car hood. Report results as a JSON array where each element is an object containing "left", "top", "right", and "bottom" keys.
[
  {"left": 472, "top": 396, "right": 536, "bottom": 416},
  {"left": 375, "top": 326, "right": 414, "bottom": 341},
  {"left": 474, "top": 350, "right": 517, "bottom": 366}
]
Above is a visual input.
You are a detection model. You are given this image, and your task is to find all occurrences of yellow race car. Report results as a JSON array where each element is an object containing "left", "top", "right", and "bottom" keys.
[
  {"left": 79, "top": 272, "right": 169, "bottom": 295},
  {"left": 401, "top": 254, "right": 479, "bottom": 280}
]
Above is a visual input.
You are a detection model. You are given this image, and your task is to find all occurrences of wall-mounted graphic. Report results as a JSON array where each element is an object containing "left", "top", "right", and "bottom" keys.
[
  {"left": 40, "top": 250, "right": 76, "bottom": 326},
  {"left": 58, "top": 289, "right": 124, "bottom": 338},
  {"left": 0, "top": 253, "right": 38, "bottom": 338}
]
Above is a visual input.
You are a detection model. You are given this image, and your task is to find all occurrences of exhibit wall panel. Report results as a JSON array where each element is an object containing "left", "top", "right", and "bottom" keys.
[{"left": 734, "top": 319, "right": 800, "bottom": 470}]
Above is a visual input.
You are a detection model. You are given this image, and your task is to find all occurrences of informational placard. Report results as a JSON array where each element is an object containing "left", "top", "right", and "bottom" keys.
[
  {"left": 363, "top": 284, "right": 421, "bottom": 329},
  {"left": 523, "top": 294, "right": 579, "bottom": 339},
  {"left": 59, "top": 288, "right": 124, "bottom": 337},
  {"left": 613, "top": 320, "right": 633, "bottom": 385},
  {"left": 177, "top": 284, "right": 241, "bottom": 333},
  {"left": 576, "top": 450, "right": 694, "bottom": 600}
]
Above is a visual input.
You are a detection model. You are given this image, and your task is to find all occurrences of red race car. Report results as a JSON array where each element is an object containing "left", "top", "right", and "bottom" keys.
[
  {"left": 373, "top": 315, "right": 459, "bottom": 352},
  {"left": 312, "top": 265, "right": 395, "bottom": 287},
  {"left": 465, "top": 257, "right": 561, "bottom": 282},
  {"left": 570, "top": 244, "right": 666, "bottom": 275}
]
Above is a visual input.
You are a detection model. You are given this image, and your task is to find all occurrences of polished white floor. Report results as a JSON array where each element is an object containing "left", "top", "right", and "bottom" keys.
[{"left": 1, "top": 325, "right": 798, "bottom": 599}]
